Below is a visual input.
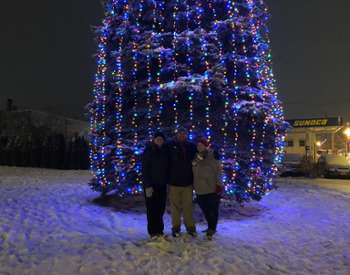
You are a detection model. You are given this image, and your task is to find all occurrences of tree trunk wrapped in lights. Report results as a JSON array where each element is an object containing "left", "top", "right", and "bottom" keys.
[{"left": 88, "top": 0, "right": 287, "bottom": 202}]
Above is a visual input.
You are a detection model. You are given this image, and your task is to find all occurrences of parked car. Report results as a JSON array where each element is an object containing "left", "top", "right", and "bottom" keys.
[
  {"left": 280, "top": 154, "right": 307, "bottom": 177},
  {"left": 318, "top": 154, "right": 350, "bottom": 178}
]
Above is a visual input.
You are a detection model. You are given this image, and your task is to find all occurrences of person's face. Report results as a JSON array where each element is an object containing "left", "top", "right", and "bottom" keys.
[
  {"left": 197, "top": 142, "right": 207, "bottom": 152},
  {"left": 154, "top": 136, "right": 164, "bottom": 147},
  {"left": 176, "top": 131, "right": 187, "bottom": 142}
]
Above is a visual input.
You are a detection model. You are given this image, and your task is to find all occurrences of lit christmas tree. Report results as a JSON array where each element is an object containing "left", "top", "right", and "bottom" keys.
[{"left": 88, "top": 0, "right": 287, "bottom": 202}]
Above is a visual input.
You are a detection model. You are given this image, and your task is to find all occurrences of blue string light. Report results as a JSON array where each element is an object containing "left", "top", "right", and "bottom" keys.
[{"left": 88, "top": 0, "right": 287, "bottom": 201}]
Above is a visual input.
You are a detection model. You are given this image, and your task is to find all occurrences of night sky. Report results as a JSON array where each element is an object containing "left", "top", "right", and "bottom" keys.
[{"left": 0, "top": 0, "right": 349, "bottom": 121}]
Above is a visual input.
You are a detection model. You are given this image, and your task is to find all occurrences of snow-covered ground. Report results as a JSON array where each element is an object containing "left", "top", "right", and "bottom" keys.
[{"left": 0, "top": 166, "right": 350, "bottom": 275}]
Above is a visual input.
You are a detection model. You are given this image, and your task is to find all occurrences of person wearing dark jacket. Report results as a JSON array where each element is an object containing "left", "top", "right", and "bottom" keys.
[
  {"left": 168, "top": 128, "right": 197, "bottom": 237},
  {"left": 142, "top": 132, "right": 170, "bottom": 239},
  {"left": 192, "top": 137, "right": 223, "bottom": 240}
]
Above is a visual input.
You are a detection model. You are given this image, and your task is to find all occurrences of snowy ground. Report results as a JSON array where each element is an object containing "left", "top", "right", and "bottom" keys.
[{"left": 0, "top": 166, "right": 350, "bottom": 275}]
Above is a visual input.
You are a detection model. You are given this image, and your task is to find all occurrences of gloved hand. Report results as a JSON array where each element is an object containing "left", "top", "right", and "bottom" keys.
[{"left": 145, "top": 187, "right": 154, "bottom": 198}]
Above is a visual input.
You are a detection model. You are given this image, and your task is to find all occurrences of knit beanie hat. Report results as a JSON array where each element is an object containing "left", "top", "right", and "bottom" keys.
[
  {"left": 177, "top": 126, "right": 188, "bottom": 134},
  {"left": 196, "top": 137, "right": 209, "bottom": 147},
  {"left": 154, "top": 131, "right": 166, "bottom": 141}
]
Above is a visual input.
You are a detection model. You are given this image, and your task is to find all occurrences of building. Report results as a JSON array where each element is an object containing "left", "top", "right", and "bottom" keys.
[
  {"left": 285, "top": 117, "right": 346, "bottom": 161},
  {"left": 0, "top": 109, "right": 89, "bottom": 139}
]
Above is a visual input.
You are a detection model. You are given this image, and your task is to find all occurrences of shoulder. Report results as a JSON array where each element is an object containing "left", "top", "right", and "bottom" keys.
[
  {"left": 161, "top": 143, "right": 171, "bottom": 153},
  {"left": 143, "top": 143, "right": 154, "bottom": 154},
  {"left": 167, "top": 140, "right": 176, "bottom": 147},
  {"left": 212, "top": 149, "right": 220, "bottom": 160},
  {"left": 167, "top": 141, "right": 179, "bottom": 151},
  {"left": 207, "top": 150, "right": 220, "bottom": 162},
  {"left": 187, "top": 141, "right": 197, "bottom": 150}
]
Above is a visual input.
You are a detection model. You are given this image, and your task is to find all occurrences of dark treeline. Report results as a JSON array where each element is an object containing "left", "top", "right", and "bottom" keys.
[{"left": 0, "top": 134, "right": 89, "bottom": 170}]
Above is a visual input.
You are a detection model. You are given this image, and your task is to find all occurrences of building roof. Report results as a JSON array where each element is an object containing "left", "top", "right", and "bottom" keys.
[{"left": 0, "top": 109, "right": 89, "bottom": 137}]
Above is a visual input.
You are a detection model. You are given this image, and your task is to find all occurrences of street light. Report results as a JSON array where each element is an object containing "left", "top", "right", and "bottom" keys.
[{"left": 344, "top": 127, "right": 350, "bottom": 139}]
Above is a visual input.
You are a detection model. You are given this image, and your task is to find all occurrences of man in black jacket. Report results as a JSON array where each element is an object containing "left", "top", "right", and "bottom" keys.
[
  {"left": 142, "top": 132, "right": 169, "bottom": 239},
  {"left": 168, "top": 128, "right": 197, "bottom": 237}
]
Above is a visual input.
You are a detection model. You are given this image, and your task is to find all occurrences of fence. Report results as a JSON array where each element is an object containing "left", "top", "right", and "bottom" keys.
[{"left": 0, "top": 134, "right": 89, "bottom": 170}]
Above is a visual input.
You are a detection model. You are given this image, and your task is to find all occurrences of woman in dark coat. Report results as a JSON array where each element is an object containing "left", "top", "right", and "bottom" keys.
[{"left": 142, "top": 132, "right": 170, "bottom": 240}]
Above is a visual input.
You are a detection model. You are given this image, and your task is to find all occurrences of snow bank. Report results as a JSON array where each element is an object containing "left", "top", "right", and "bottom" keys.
[{"left": 0, "top": 167, "right": 349, "bottom": 274}]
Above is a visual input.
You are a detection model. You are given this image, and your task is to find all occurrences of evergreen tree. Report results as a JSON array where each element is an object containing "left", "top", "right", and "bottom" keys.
[{"left": 88, "top": 0, "right": 287, "bottom": 201}]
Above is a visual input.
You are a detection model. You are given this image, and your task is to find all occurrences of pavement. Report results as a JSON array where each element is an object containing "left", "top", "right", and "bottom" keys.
[{"left": 277, "top": 177, "right": 350, "bottom": 195}]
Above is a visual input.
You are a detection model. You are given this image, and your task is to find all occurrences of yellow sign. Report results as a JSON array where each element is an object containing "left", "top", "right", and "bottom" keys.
[
  {"left": 287, "top": 117, "right": 342, "bottom": 128},
  {"left": 293, "top": 119, "right": 328, "bottom": 127}
]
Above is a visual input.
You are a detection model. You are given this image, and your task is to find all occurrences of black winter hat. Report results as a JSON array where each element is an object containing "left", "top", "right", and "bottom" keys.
[
  {"left": 153, "top": 131, "right": 166, "bottom": 141},
  {"left": 178, "top": 126, "right": 187, "bottom": 133}
]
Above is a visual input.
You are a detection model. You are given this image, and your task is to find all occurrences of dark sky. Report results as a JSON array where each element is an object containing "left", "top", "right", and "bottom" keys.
[{"left": 0, "top": 0, "right": 349, "bottom": 121}]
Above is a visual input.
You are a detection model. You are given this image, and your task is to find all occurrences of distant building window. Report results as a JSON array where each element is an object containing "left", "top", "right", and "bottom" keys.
[
  {"left": 299, "top": 140, "right": 305, "bottom": 147},
  {"left": 287, "top": 140, "right": 294, "bottom": 147}
]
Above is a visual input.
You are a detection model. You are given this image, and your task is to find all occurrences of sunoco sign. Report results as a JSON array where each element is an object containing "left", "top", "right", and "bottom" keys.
[{"left": 287, "top": 117, "right": 343, "bottom": 128}]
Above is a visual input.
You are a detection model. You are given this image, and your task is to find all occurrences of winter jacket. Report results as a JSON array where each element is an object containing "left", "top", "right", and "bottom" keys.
[
  {"left": 192, "top": 150, "right": 223, "bottom": 195},
  {"left": 142, "top": 143, "right": 170, "bottom": 188},
  {"left": 168, "top": 141, "right": 197, "bottom": 186}
]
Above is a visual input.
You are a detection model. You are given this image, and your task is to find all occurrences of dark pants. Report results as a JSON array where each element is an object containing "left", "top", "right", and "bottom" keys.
[
  {"left": 197, "top": 193, "right": 220, "bottom": 232},
  {"left": 144, "top": 185, "right": 167, "bottom": 237}
]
